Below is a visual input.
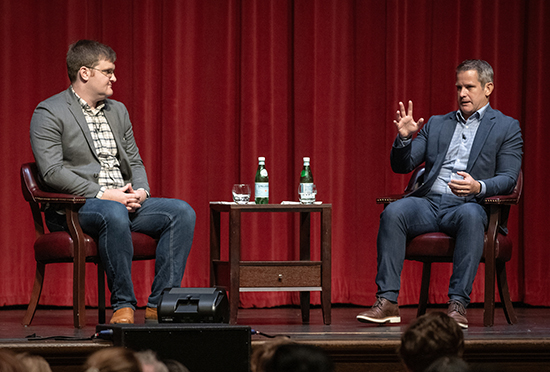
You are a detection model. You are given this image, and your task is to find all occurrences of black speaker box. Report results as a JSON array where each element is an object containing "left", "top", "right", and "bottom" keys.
[
  {"left": 158, "top": 287, "right": 229, "bottom": 323},
  {"left": 96, "top": 324, "right": 251, "bottom": 372}
]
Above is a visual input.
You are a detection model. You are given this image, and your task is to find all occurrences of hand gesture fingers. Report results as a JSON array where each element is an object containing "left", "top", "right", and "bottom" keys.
[{"left": 393, "top": 100, "right": 424, "bottom": 138}]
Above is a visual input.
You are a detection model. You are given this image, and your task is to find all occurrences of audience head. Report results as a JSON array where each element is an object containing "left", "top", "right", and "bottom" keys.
[
  {"left": 162, "top": 359, "right": 190, "bottom": 372},
  {"left": 398, "top": 312, "right": 465, "bottom": 372},
  {"left": 0, "top": 350, "right": 25, "bottom": 372},
  {"left": 15, "top": 353, "right": 52, "bottom": 372},
  {"left": 84, "top": 347, "right": 142, "bottom": 372},
  {"left": 264, "top": 343, "right": 334, "bottom": 372},
  {"left": 135, "top": 350, "right": 168, "bottom": 372},
  {"left": 424, "top": 356, "right": 471, "bottom": 372},
  {"left": 251, "top": 336, "right": 295, "bottom": 372}
]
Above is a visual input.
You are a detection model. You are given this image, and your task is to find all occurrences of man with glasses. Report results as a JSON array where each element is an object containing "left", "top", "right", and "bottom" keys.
[{"left": 30, "top": 40, "right": 196, "bottom": 324}]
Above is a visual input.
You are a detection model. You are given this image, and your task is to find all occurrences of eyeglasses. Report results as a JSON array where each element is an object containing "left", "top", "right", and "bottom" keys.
[{"left": 85, "top": 66, "right": 115, "bottom": 78}]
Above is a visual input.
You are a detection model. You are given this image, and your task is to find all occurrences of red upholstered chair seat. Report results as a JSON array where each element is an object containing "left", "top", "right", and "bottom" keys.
[{"left": 406, "top": 232, "right": 513, "bottom": 262}]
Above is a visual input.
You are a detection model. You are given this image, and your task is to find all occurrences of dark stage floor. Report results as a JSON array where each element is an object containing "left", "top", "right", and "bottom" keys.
[
  {"left": 1, "top": 305, "right": 550, "bottom": 372},
  {"left": 1, "top": 304, "right": 549, "bottom": 341}
]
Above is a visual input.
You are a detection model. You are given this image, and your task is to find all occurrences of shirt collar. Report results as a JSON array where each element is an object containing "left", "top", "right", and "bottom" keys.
[
  {"left": 70, "top": 86, "right": 105, "bottom": 112},
  {"left": 456, "top": 103, "right": 489, "bottom": 124}
]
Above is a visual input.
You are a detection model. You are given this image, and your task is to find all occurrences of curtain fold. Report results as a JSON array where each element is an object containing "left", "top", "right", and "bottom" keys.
[{"left": 0, "top": 0, "right": 548, "bottom": 309}]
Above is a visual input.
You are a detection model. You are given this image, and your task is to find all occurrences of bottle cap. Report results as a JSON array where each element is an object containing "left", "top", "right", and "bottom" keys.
[
  {"left": 303, "top": 157, "right": 310, "bottom": 162},
  {"left": 258, "top": 157, "right": 265, "bottom": 162}
]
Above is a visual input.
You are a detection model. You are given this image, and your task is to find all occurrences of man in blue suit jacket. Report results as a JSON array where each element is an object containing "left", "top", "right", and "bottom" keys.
[
  {"left": 30, "top": 40, "right": 196, "bottom": 324},
  {"left": 356, "top": 60, "right": 522, "bottom": 328}
]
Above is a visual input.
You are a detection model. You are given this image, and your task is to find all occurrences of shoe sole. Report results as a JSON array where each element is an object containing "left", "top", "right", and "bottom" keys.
[
  {"left": 145, "top": 318, "right": 159, "bottom": 324},
  {"left": 356, "top": 315, "right": 401, "bottom": 324}
]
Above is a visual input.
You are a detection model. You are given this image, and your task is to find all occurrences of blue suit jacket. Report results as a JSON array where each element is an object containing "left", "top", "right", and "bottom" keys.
[
  {"left": 390, "top": 105, "right": 523, "bottom": 201},
  {"left": 30, "top": 88, "right": 150, "bottom": 198}
]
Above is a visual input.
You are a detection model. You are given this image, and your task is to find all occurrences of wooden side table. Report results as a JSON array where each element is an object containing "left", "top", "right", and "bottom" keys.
[{"left": 209, "top": 202, "right": 332, "bottom": 325}]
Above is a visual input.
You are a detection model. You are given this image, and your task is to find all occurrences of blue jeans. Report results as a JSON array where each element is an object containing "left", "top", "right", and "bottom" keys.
[
  {"left": 76, "top": 197, "right": 196, "bottom": 311},
  {"left": 375, "top": 194, "right": 487, "bottom": 307}
]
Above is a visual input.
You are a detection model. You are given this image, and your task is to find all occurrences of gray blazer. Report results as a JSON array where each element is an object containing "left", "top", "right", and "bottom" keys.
[
  {"left": 390, "top": 105, "right": 523, "bottom": 202},
  {"left": 30, "top": 88, "right": 150, "bottom": 198}
]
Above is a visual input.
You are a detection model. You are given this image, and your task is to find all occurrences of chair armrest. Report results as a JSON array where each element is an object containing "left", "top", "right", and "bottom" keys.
[
  {"left": 483, "top": 193, "right": 520, "bottom": 205},
  {"left": 376, "top": 194, "right": 407, "bottom": 205},
  {"left": 378, "top": 192, "right": 521, "bottom": 206},
  {"left": 32, "top": 189, "right": 87, "bottom": 205}
]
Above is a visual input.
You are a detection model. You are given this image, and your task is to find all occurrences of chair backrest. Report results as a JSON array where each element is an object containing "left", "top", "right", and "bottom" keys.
[
  {"left": 404, "top": 166, "right": 425, "bottom": 193},
  {"left": 20, "top": 162, "right": 46, "bottom": 237}
]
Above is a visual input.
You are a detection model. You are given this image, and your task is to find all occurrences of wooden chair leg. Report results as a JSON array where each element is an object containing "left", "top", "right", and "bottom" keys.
[
  {"left": 22, "top": 262, "right": 45, "bottom": 326},
  {"left": 98, "top": 262, "right": 106, "bottom": 324},
  {"left": 484, "top": 259, "right": 496, "bottom": 327},
  {"left": 496, "top": 260, "right": 517, "bottom": 324},
  {"left": 417, "top": 262, "right": 431, "bottom": 317}
]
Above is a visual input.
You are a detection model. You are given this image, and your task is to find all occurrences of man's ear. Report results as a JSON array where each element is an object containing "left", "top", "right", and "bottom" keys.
[
  {"left": 79, "top": 66, "right": 90, "bottom": 82},
  {"left": 484, "top": 82, "right": 494, "bottom": 98}
]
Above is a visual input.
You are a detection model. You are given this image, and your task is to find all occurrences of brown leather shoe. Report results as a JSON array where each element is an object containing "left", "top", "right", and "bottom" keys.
[
  {"left": 110, "top": 307, "right": 134, "bottom": 324},
  {"left": 448, "top": 300, "right": 468, "bottom": 329},
  {"left": 356, "top": 297, "right": 401, "bottom": 324},
  {"left": 145, "top": 307, "right": 158, "bottom": 323}
]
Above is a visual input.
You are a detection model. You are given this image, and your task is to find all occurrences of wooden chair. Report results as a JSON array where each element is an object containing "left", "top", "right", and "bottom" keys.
[
  {"left": 377, "top": 167, "right": 522, "bottom": 327},
  {"left": 21, "top": 162, "right": 157, "bottom": 328}
]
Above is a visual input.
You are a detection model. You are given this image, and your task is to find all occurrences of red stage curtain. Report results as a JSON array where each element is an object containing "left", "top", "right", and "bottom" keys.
[{"left": 0, "top": 0, "right": 548, "bottom": 309}]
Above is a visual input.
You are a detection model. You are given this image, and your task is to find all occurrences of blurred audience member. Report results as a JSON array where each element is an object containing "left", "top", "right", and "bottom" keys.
[
  {"left": 162, "top": 359, "right": 190, "bottom": 372},
  {"left": 84, "top": 347, "right": 142, "bottom": 372},
  {"left": 0, "top": 350, "right": 25, "bottom": 372},
  {"left": 15, "top": 353, "right": 52, "bottom": 372},
  {"left": 425, "top": 356, "right": 471, "bottom": 372},
  {"left": 399, "top": 312, "right": 465, "bottom": 372},
  {"left": 251, "top": 336, "right": 295, "bottom": 372},
  {"left": 135, "top": 350, "right": 168, "bottom": 372},
  {"left": 264, "top": 343, "right": 334, "bottom": 372}
]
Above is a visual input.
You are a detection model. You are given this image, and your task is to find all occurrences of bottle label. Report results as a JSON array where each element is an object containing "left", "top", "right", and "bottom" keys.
[
  {"left": 260, "top": 169, "right": 268, "bottom": 177},
  {"left": 299, "top": 183, "right": 314, "bottom": 194},
  {"left": 255, "top": 182, "right": 269, "bottom": 198}
]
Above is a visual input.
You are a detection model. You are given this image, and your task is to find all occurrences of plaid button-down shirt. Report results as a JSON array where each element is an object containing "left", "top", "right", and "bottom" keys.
[{"left": 72, "top": 87, "right": 125, "bottom": 197}]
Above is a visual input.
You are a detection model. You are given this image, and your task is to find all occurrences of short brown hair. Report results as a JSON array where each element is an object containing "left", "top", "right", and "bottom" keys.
[
  {"left": 66, "top": 40, "right": 116, "bottom": 83},
  {"left": 398, "top": 312, "right": 465, "bottom": 372},
  {"left": 456, "top": 59, "right": 494, "bottom": 87},
  {"left": 84, "top": 347, "right": 142, "bottom": 372},
  {"left": 0, "top": 350, "right": 25, "bottom": 372}
]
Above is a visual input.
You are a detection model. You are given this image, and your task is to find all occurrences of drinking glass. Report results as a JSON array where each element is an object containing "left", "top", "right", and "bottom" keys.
[{"left": 232, "top": 184, "right": 251, "bottom": 204}]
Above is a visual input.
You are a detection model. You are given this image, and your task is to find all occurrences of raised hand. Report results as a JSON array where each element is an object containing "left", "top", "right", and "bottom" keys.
[{"left": 394, "top": 100, "right": 425, "bottom": 139}]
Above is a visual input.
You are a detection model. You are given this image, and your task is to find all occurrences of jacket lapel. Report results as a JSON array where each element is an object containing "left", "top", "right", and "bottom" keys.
[
  {"left": 103, "top": 102, "right": 124, "bottom": 153},
  {"left": 438, "top": 113, "right": 458, "bottom": 156},
  {"left": 417, "top": 113, "right": 457, "bottom": 194},
  {"left": 65, "top": 88, "right": 99, "bottom": 160},
  {"left": 467, "top": 106, "right": 496, "bottom": 172}
]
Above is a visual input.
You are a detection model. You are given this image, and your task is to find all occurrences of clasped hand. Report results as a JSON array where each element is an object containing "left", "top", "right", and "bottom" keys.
[
  {"left": 394, "top": 100, "right": 425, "bottom": 139},
  {"left": 101, "top": 184, "right": 147, "bottom": 212},
  {"left": 448, "top": 171, "right": 481, "bottom": 196}
]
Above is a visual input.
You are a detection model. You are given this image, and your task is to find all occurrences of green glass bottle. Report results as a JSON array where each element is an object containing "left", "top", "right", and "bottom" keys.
[
  {"left": 255, "top": 157, "right": 269, "bottom": 204},
  {"left": 299, "top": 157, "right": 315, "bottom": 204}
]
